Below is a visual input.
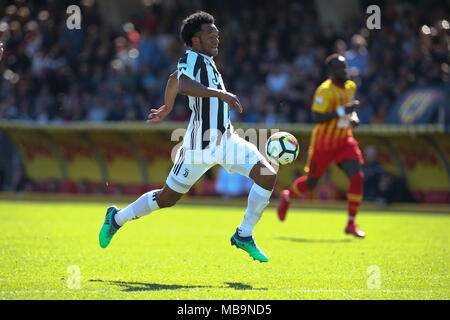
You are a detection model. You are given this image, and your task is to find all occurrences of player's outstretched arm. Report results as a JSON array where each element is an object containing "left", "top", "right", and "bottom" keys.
[
  {"left": 178, "top": 74, "right": 243, "bottom": 113},
  {"left": 147, "top": 70, "right": 178, "bottom": 123},
  {"left": 312, "top": 100, "right": 360, "bottom": 123}
]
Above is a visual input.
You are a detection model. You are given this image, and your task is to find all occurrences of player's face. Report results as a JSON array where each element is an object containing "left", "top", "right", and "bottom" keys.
[
  {"left": 331, "top": 59, "right": 349, "bottom": 81},
  {"left": 197, "top": 24, "right": 219, "bottom": 57}
]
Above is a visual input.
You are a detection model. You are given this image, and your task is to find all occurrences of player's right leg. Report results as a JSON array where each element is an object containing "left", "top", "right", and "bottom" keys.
[
  {"left": 277, "top": 175, "right": 320, "bottom": 221},
  {"left": 277, "top": 147, "right": 331, "bottom": 221},
  {"left": 99, "top": 147, "right": 209, "bottom": 248},
  {"left": 222, "top": 133, "right": 276, "bottom": 262},
  {"left": 99, "top": 185, "right": 182, "bottom": 248},
  {"left": 338, "top": 157, "right": 366, "bottom": 238}
]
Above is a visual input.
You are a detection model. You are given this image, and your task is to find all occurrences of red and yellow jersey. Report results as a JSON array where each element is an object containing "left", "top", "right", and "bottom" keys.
[{"left": 310, "top": 78, "right": 357, "bottom": 150}]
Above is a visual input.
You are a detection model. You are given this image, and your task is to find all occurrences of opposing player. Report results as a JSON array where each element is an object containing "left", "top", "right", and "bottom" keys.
[
  {"left": 99, "top": 11, "right": 277, "bottom": 262},
  {"left": 277, "top": 54, "right": 366, "bottom": 238}
]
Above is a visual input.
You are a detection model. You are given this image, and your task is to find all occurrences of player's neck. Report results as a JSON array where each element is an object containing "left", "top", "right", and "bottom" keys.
[
  {"left": 330, "top": 77, "right": 346, "bottom": 89},
  {"left": 190, "top": 47, "right": 213, "bottom": 59}
]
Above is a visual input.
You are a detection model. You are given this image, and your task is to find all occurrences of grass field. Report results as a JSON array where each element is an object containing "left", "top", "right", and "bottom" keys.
[{"left": 0, "top": 200, "right": 448, "bottom": 300}]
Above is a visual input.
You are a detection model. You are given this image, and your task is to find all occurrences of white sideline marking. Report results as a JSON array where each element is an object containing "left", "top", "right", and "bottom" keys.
[
  {"left": 183, "top": 289, "right": 439, "bottom": 294},
  {"left": 0, "top": 289, "right": 440, "bottom": 295},
  {"left": 0, "top": 289, "right": 108, "bottom": 295},
  {"left": 271, "top": 289, "right": 437, "bottom": 293}
]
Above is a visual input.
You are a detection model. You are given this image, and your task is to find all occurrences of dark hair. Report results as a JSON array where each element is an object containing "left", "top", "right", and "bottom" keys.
[
  {"left": 180, "top": 11, "right": 215, "bottom": 47},
  {"left": 325, "top": 53, "right": 345, "bottom": 69}
]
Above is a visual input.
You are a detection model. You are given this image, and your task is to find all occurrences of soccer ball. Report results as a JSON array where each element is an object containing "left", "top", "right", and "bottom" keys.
[{"left": 265, "top": 132, "right": 300, "bottom": 165}]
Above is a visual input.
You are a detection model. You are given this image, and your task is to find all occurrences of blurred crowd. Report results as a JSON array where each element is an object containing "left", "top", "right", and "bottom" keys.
[{"left": 0, "top": 0, "right": 448, "bottom": 124}]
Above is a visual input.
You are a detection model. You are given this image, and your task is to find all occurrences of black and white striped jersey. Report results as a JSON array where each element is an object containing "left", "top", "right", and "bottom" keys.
[{"left": 177, "top": 49, "right": 232, "bottom": 150}]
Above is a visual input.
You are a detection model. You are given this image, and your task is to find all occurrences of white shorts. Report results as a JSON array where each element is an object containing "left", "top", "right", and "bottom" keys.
[{"left": 166, "top": 131, "right": 274, "bottom": 194}]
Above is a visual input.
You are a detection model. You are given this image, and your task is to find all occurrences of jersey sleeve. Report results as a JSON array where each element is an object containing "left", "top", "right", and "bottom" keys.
[
  {"left": 311, "top": 86, "right": 333, "bottom": 113},
  {"left": 177, "top": 51, "right": 198, "bottom": 81},
  {"left": 346, "top": 80, "right": 357, "bottom": 99}
]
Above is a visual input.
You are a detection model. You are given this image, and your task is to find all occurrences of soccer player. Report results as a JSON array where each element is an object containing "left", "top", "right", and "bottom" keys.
[
  {"left": 99, "top": 11, "right": 277, "bottom": 262},
  {"left": 277, "top": 54, "right": 366, "bottom": 238}
]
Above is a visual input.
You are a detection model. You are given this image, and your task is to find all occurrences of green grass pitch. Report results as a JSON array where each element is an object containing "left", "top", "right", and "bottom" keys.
[{"left": 0, "top": 200, "right": 448, "bottom": 300}]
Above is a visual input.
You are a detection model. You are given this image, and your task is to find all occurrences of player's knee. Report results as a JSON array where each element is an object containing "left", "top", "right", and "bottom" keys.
[
  {"left": 155, "top": 188, "right": 181, "bottom": 208},
  {"left": 306, "top": 176, "right": 319, "bottom": 189},
  {"left": 250, "top": 161, "right": 277, "bottom": 190},
  {"left": 255, "top": 171, "right": 277, "bottom": 191},
  {"left": 266, "top": 172, "right": 277, "bottom": 190},
  {"left": 350, "top": 172, "right": 364, "bottom": 186},
  {"left": 157, "top": 195, "right": 178, "bottom": 208}
]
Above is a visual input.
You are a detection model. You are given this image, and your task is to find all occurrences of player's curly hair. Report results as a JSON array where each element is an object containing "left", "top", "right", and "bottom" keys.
[{"left": 180, "top": 11, "right": 215, "bottom": 47}]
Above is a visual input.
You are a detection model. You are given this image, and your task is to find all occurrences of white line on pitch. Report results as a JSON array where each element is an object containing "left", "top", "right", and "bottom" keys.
[{"left": 0, "top": 289, "right": 442, "bottom": 295}]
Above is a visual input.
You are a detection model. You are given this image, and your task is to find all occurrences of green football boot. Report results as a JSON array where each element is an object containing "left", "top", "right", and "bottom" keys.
[
  {"left": 99, "top": 206, "right": 121, "bottom": 248},
  {"left": 230, "top": 228, "right": 269, "bottom": 263}
]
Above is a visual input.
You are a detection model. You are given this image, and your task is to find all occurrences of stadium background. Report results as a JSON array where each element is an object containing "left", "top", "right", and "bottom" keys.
[{"left": 0, "top": 0, "right": 448, "bottom": 207}]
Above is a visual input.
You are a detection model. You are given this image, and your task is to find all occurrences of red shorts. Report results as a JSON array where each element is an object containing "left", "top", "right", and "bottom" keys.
[{"left": 305, "top": 140, "right": 364, "bottom": 178}]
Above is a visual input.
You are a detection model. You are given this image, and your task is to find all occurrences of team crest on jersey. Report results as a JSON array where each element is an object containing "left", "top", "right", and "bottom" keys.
[
  {"left": 316, "top": 96, "right": 323, "bottom": 104},
  {"left": 183, "top": 168, "right": 189, "bottom": 178}
]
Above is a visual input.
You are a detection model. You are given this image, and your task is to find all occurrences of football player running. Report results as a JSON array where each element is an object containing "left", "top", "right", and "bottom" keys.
[{"left": 99, "top": 11, "right": 277, "bottom": 262}]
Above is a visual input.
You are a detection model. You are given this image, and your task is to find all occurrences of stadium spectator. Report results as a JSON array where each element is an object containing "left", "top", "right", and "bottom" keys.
[
  {"left": 345, "top": 34, "right": 369, "bottom": 76},
  {"left": 266, "top": 64, "right": 290, "bottom": 95},
  {"left": 0, "top": 0, "right": 448, "bottom": 124}
]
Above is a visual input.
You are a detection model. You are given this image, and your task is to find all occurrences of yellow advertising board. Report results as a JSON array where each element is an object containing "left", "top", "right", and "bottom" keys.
[{"left": 1, "top": 122, "right": 448, "bottom": 203}]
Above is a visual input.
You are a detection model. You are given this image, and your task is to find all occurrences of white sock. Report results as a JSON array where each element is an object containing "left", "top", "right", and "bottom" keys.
[
  {"left": 238, "top": 184, "right": 272, "bottom": 237},
  {"left": 114, "top": 189, "right": 161, "bottom": 226}
]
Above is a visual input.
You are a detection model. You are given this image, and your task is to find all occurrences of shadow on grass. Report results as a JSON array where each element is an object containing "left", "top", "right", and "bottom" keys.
[
  {"left": 276, "top": 236, "right": 352, "bottom": 243},
  {"left": 89, "top": 280, "right": 266, "bottom": 292},
  {"left": 88, "top": 280, "right": 212, "bottom": 292},
  {"left": 224, "top": 282, "right": 267, "bottom": 291}
]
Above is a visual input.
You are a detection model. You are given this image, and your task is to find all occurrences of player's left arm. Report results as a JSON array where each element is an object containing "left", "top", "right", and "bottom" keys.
[
  {"left": 314, "top": 81, "right": 361, "bottom": 125},
  {"left": 147, "top": 70, "right": 178, "bottom": 123},
  {"left": 350, "top": 111, "right": 360, "bottom": 128},
  {"left": 311, "top": 86, "right": 360, "bottom": 123},
  {"left": 348, "top": 81, "right": 360, "bottom": 128},
  {"left": 313, "top": 101, "right": 360, "bottom": 123}
]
